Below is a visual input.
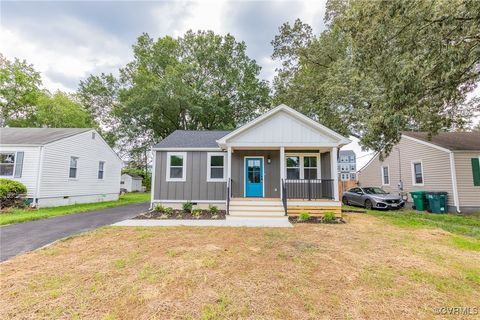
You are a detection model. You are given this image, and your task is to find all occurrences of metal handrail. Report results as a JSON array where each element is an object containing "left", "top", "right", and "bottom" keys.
[
  {"left": 226, "top": 178, "right": 232, "bottom": 215},
  {"left": 281, "top": 179, "right": 287, "bottom": 216}
]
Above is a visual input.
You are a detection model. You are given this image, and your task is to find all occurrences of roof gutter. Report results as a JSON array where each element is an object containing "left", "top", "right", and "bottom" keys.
[{"left": 449, "top": 151, "right": 461, "bottom": 213}]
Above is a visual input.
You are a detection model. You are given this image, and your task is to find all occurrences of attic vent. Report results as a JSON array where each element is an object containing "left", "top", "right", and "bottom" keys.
[{"left": 92, "top": 132, "right": 96, "bottom": 139}]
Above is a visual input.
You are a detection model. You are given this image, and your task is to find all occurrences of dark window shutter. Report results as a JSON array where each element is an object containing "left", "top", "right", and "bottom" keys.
[
  {"left": 14, "top": 152, "right": 24, "bottom": 178},
  {"left": 472, "top": 158, "right": 480, "bottom": 187}
]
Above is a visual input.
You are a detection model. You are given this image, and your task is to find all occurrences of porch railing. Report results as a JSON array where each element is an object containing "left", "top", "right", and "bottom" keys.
[{"left": 284, "top": 179, "right": 334, "bottom": 200}]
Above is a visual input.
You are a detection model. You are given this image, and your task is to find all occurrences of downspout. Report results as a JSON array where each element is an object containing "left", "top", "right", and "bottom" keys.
[
  {"left": 149, "top": 148, "right": 157, "bottom": 210},
  {"left": 449, "top": 151, "right": 461, "bottom": 213},
  {"left": 33, "top": 146, "right": 44, "bottom": 207}
]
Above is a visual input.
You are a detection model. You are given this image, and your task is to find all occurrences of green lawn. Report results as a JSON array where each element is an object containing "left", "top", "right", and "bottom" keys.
[
  {"left": 344, "top": 205, "right": 480, "bottom": 241},
  {"left": 0, "top": 192, "right": 150, "bottom": 225}
]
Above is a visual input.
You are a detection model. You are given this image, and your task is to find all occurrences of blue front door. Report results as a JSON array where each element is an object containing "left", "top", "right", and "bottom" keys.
[{"left": 245, "top": 158, "right": 263, "bottom": 197}]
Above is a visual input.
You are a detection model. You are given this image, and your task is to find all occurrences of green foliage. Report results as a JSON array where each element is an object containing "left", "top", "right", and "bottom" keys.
[
  {"left": 153, "top": 204, "right": 165, "bottom": 213},
  {"left": 298, "top": 211, "right": 311, "bottom": 222},
  {"left": 272, "top": 0, "right": 480, "bottom": 155},
  {"left": 208, "top": 204, "right": 219, "bottom": 215},
  {"left": 183, "top": 201, "right": 193, "bottom": 213},
  {"left": 0, "top": 179, "right": 27, "bottom": 208},
  {"left": 192, "top": 208, "right": 202, "bottom": 219},
  {"left": 323, "top": 212, "right": 336, "bottom": 223},
  {"left": 163, "top": 207, "right": 173, "bottom": 217},
  {"left": 0, "top": 54, "right": 42, "bottom": 127}
]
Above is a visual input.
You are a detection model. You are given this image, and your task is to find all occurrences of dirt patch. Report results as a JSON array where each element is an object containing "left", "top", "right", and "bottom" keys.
[
  {"left": 134, "top": 209, "right": 226, "bottom": 220},
  {"left": 288, "top": 216, "right": 345, "bottom": 224},
  {"left": 1, "top": 214, "right": 478, "bottom": 319}
]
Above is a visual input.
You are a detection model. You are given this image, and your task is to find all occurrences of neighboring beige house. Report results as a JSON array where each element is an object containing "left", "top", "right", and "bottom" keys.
[{"left": 358, "top": 132, "right": 480, "bottom": 213}]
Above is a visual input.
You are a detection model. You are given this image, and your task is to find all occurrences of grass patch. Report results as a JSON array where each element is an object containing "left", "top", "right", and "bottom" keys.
[
  {"left": 449, "top": 236, "right": 480, "bottom": 251},
  {"left": 0, "top": 192, "right": 149, "bottom": 225},
  {"left": 351, "top": 206, "right": 480, "bottom": 239}
]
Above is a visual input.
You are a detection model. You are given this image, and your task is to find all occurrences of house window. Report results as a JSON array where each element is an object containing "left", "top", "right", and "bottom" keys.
[
  {"left": 0, "top": 153, "right": 15, "bottom": 176},
  {"left": 98, "top": 161, "right": 105, "bottom": 179},
  {"left": 471, "top": 157, "right": 480, "bottom": 187},
  {"left": 303, "top": 156, "right": 318, "bottom": 179},
  {"left": 286, "top": 156, "right": 300, "bottom": 179},
  {"left": 166, "top": 152, "right": 186, "bottom": 181},
  {"left": 207, "top": 153, "right": 226, "bottom": 181},
  {"left": 412, "top": 161, "right": 424, "bottom": 185},
  {"left": 381, "top": 166, "right": 390, "bottom": 185},
  {"left": 69, "top": 157, "right": 78, "bottom": 178},
  {"left": 350, "top": 173, "right": 356, "bottom": 180},
  {"left": 350, "top": 164, "right": 356, "bottom": 171}
]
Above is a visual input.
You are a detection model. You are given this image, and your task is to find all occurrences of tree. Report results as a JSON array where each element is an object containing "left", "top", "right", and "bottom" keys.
[
  {"left": 0, "top": 54, "right": 42, "bottom": 127},
  {"left": 272, "top": 0, "right": 480, "bottom": 156},
  {"left": 9, "top": 91, "right": 94, "bottom": 128}
]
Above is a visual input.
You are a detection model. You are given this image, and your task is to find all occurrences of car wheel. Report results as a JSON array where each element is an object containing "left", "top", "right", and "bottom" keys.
[
  {"left": 365, "top": 199, "right": 373, "bottom": 210},
  {"left": 342, "top": 196, "right": 349, "bottom": 205}
]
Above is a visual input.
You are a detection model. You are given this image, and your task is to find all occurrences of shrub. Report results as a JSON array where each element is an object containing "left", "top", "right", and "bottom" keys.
[
  {"left": 323, "top": 212, "right": 336, "bottom": 223},
  {"left": 153, "top": 204, "right": 165, "bottom": 213},
  {"left": 208, "top": 204, "right": 219, "bottom": 215},
  {"left": 183, "top": 201, "right": 193, "bottom": 213},
  {"left": 298, "top": 211, "right": 311, "bottom": 222},
  {"left": 164, "top": 207, "right": 173, "bottom": 217},
  {"left": 0, "top": 179, "right": 27, "bottom": 209},
  {"left": 192, "top": 208, "right": 202, "bottom": 219}
]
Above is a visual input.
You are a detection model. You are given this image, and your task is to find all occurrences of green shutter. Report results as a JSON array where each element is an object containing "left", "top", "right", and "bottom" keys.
[{"left": 472, "top": 158, "right": 480, "bottom": 187}]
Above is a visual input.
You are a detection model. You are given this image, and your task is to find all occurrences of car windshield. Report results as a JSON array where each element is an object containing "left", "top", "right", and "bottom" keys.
[{"left": 363, "top": 187, "right": 388, "bottom": 195}]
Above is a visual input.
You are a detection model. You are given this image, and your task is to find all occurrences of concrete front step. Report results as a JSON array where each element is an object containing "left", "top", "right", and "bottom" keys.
[
  {"left": 225, "top": 216, "right": 292, "bottom": 227},
  {"left": 230, "top": 201, "right": 283, "bottom": 206},
  {"left": 229, "top": 206, "right": 284, "bottom": 211},
  {"left": 229, "top": 211, "right": 285, "bottom": 217}
]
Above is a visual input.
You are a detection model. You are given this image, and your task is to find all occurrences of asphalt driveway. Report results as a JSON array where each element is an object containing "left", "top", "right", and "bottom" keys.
[{"left": 0, "top": 202, "right": 149, "bottom": 262}]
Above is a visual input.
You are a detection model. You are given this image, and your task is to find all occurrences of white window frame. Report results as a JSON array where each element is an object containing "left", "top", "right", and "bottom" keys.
[
  {"left": 381, "top": 165, "right": 390, "bottom": 186},
  {"left": 207, "top": 152, "right": 226, "bottom": 182},
  {"left": 98, "top": 161, "right": 105, "bottom": 180},
  {"left": 285, "top": 153, "right": 321, "bottom": 180},
  {"left": 166, "top": 152, "right": 187, "bottom": 182},
  {"left": 69, "top": 156, "right": 79, "bottom": 179},
  {"left": 0, "top": 152, "right": 16, "bottom": 177},
  {"left": 411, "top": 160, "right": 424, "bottom": 186}
]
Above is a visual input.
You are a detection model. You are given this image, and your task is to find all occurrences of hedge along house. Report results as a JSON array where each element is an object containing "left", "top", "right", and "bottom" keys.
[
  {"left": 151, "top": 104, "right": 351, "bottom": 218},
  {"left": 0, "top": 128, "right": 123, "bottom": 207},
  {"left": 358, "top": 131, "right": 480, "bottom": 213}
]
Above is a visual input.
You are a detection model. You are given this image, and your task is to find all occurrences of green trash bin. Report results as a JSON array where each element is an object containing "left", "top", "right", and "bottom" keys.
[
  {"left": 426, "top": 192, "right": 448, "bottom": 214},
  {"left": 410, "top": 191, "right": 429, "bottom": 211}
]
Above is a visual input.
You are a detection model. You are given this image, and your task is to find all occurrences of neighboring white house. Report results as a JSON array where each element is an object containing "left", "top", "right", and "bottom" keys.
[
  {"left": 0, "top": 128, "right": 123, "bottom": 207},
  {"left": 121, "top": 173, "right": 144, "bottom": 192}
]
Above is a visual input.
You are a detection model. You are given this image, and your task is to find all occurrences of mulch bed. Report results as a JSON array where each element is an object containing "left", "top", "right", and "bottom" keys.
[
  {"left": 288, "top": 216, "right": 345, "bottom": 224},
  {"left": 134, "top": 209, "right": 226, "bottom": 220}
]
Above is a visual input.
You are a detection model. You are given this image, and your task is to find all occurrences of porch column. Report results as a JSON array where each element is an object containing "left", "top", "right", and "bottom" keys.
[
  {"left": 280, "top": 146, "right": 285, "bottom": 198},
  {"left": 227, "top": 146, "right": 232, "bottom": 198},
  {"left": 331, "top": 147, "right": 339, "bottom": 201}
]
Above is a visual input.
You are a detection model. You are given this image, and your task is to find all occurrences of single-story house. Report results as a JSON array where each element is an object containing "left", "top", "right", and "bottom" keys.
[
  {"left": 151, "top": 104, "right": 351, "bottom": 217},
  {"left": 0, "top": 128, "right": 123, "bottom": 207},
  {"left": 121, "top": 173, "right": 144, "bottom": 192},
  {"left": 358, "top": 131, "right": 480, "bottom": 213}
]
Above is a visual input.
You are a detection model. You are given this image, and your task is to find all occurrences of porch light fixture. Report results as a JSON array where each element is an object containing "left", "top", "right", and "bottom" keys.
[{"left": 267, "top": 155, "right": 271, "bottom": 164}]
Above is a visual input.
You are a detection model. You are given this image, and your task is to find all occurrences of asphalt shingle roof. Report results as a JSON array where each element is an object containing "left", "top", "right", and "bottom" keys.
[
  {"left": 403, "top": 131, "right": 480, "bottom": 151},
  {"left": 0, "top": 128, "right": 92, "bottom": 145},
  {"left": 153, "top": 130, "right": 231, "bottom": 148}
]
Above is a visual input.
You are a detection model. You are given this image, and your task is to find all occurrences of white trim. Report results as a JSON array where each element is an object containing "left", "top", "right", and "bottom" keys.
[
  {"left": 150, "top": 149, "right": 157, "bottom": 209},
  {"left": 217, "top": 104, "right": 351, "bottom": 147},
  {"left": 223, "top": 142, "right": 345, "bottom": 148},
  {"left": 98, "top": 160, "right": 105, "bottom": 180},
  {"left": 207, "top": 152, "right": 227, "bottom": 182},
  {"left": 68, "top": 156, "right": 79, "bottom": 180},
  {"left": 280, "top": 147, "right": 285, "bottom": 198},
  {"left": 402, "top": 135, "right": 451, "bottom": 154},
  {"left": 331, "top": 147, "right": 339, "bottom": 201},
  {"left": 284, "top": 153, "right": 321, "bottom": 179},
  {"left": 166, "top": 152, "right": 187, "bottom": 182},
  {"left": 33, "top": 146, "right": 44, "bottom": 205},
  {"left": 0, "top": 151, "right": 16, "bottom": 177},
  {"left": 449, "top": 151, "right": 460, "bottom": 213},
  {"left": 153, "top": 147, "right": 222, "bottom": 151},
  {"left": 381, "top": 165, "right": 390, "bottom": 186},
  {"left": 152, "top": 199, "right": 227, "bottom": 204},
  {"left": 411, "top": 160, "right": 424, "bottom": 186},
  {"left": 227, "top": 147, "right": 232, "bottom": 181},
  {"left": 243, "top": 156, "right": 265, "bottom": 198}
]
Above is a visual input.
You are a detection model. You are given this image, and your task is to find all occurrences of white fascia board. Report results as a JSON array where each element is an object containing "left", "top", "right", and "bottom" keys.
[
  {"left": 216, "top": 104, "right": 351, "bottom": 146},
  {"left": 402, "top": 135, "right": 451, "bottom": 154},
  {"left": 152, "top": 147, "right": 222, "bottom": 151},
  {"left": 225, "top": 142, "right": 343, "bottom": 148},
  {"left": 0, "top": 144, "right": 43, "bottom": 147}
]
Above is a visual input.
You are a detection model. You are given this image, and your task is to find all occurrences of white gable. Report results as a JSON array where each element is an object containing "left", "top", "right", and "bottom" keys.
[{"left": 217, "top": 104, "right": 350, "bottom": 147}]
